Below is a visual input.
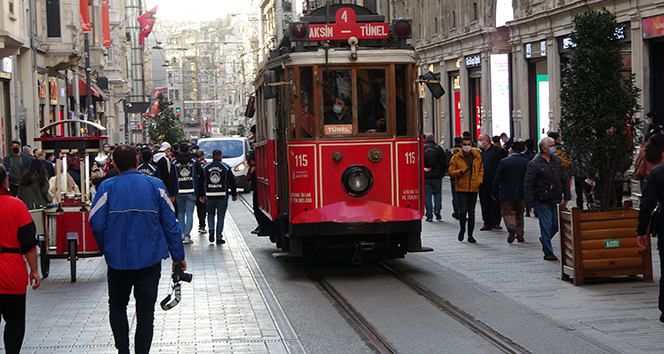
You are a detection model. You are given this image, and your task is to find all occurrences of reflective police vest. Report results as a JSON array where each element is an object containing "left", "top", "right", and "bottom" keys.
[
  {"left": 203, "top": 160, "right": 231, "bottom": 198},
  {"left": 173, "top": 158, "right": 198, "bottom": 195},
  {"left": 137, "top": 162, "right": 157, "bottom": 177}
]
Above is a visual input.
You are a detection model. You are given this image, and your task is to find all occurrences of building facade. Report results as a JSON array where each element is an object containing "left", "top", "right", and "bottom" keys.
[{"left": 389, "top": 0, "right": 664, "bottom": 148}]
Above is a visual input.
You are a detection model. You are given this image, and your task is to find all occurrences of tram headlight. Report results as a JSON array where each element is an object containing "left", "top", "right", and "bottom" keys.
[
  {"left": 392, "top": 18, "right": 412, "bottom": 39},
  {"left": 289, "top": 21, "right": 309, "bottom": 41},
  {"left": 341, "top": 165, "right": 373, "bottom": 197}
]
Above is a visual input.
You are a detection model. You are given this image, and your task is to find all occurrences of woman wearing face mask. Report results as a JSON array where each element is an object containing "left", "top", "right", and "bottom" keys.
[
  {"left": 448, "top": 137, "right": 484, "bottom": 243},
  {"left": 324, "top": 96, "right": 352, "bottom": 125}
]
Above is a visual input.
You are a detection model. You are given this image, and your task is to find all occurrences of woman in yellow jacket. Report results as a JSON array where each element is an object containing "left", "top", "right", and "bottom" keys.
[{"left": 448, "top": 137, "right": 484, "bottom": 243}]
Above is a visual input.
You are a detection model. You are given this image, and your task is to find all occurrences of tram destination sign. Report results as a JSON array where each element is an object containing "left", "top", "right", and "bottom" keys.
[{"left": 308, "top": 7, "right": 389, "bottom": 41}]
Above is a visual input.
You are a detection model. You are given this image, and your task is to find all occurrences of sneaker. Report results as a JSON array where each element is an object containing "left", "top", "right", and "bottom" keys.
[
  {"left": 543, "top": 252, "right": 558, "bottom": 261},
  {"left": 480, "top": 225, "right": 492, "bottom": 231},
  {"left": 216, "top": 238, "right": 226, "bottom": 244},
  {"left": 183, "top": 237, "right": 194, "bottom": 244},
  {"left": 492, "top": 225, "right": 503, "bottom": 230},
  {"left": 507, "top": 227, "right": 516, "bottom": 244},
  {"left": 250, "top": 227, "right": 261, "bottom": 234},
  {"left": 199, "top": 228, "right": 207, "bottom": 234},
  {"left": 209, "top": 231, "right": 215, "bottom": 243},
  {"left": 516, "top": 236, "right": 525, "bottom": 242},
  {"left": 425, "top": 218, "right": 433, "bottom": 222},
  {"left": 434, "top": 212, "right": 442, "bottom": 220},
  {"left": 468, "top": 236, "right": 477, "bottom": 243}
]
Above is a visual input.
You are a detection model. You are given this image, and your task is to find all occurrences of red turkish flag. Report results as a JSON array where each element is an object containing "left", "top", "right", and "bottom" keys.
[
  {"left": 138, "top": 5, "right": 158, "bottom": 46},
  {"left": 151, "top": 99, "right": 160, "bottom": 114}
]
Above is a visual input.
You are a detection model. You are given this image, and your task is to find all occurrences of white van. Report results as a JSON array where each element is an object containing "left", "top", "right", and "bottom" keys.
[{"left": 197, "top": 137, "right": 253, "bottom": 192}]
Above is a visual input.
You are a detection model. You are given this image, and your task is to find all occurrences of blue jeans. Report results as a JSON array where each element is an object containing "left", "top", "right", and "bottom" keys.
[
  {"left": 176, "top": 194, "right": 197, "bottom": 238},
  {"left": 450, "top": 178, "right": 459, "bottom": 217},
  {"left": 206, "top": 197, "right": 229, "bottom": 241},
  {"left": 534, "top": 200, "right": 559, "bottom": 255},
  {"left": 424, "top": 178, "right": 442, "bottom": 219}
]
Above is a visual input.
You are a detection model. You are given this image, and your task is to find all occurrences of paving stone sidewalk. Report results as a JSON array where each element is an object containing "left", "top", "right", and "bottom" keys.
[
  {"left": 6, "top": 216, "right": 296, "bottom": 353},
  {"left": 419, "top": 177, "right": 662, "bottom": 354}
]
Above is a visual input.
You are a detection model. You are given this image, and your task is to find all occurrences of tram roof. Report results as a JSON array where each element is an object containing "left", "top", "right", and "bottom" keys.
[{"left": 259, "top": 48, "right": 417, "bottom": 73}]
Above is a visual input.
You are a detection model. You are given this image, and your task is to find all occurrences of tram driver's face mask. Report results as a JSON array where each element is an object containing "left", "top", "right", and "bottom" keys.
[{"left": 332, "top": 104, "right": 344, "bottom": 115}]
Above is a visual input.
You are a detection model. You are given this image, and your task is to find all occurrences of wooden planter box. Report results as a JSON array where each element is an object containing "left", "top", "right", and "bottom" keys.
[{"left": 559, "top": 201, "right": 653, "bottom": 286}]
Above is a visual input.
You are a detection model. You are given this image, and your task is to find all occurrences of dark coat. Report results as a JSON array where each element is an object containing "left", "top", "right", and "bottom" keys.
[
  {"left": 523, "top": 154, "right": 571, "bottom": 208},
  {"left": 3, "top": 154, "right": 33, "bottom": 186},
  {"left": 480, "top": 144, "right": 506, "bottom": 185},
  {"left": 40, "top": 159, "right": 56, "bottom": 179},
  {"left": 491, "top": 153, "right": 530, "bottom": 200},
  {"left": 638, "top": 163, "right": 664, "bottom": 235},
  {"left": 423, "top": 140, "right": 448, "bottom": 179}
]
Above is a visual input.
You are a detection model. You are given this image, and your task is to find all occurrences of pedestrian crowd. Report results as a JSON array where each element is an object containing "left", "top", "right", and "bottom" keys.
[
  {"left": 0, "top": 131, "right": 265, "bottom": 353},
  {"left": 426, "top": 130, "right": 572, "bottom": 261}
]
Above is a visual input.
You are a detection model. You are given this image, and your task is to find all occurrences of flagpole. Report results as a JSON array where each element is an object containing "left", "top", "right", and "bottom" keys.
[{"left": 85, "top": 32, "right": 92, "bottom": 127}]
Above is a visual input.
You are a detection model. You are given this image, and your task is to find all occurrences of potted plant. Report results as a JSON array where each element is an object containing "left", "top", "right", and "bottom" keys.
[{"left": 558, "top": 8, "right": 651, "bottom": 285}]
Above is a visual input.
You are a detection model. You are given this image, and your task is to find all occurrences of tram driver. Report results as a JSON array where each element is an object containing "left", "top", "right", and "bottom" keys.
[{"left": 324, "top": 96, "right": 352, "bottom": 125}]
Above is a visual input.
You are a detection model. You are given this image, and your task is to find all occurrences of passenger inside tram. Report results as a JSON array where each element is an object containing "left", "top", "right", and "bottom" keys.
[{"left": 324, "top": 96, "right": 352, "bottom": 125}]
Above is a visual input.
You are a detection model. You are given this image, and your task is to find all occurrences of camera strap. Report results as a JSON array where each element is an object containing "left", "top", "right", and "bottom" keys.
[{"left": 160, "top": 283, "right": 181, "bottom": 311}]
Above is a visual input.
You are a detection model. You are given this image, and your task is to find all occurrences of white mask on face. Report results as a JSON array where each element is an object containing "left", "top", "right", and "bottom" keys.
[
  {"left": 462, "top": 146, "right": 472, "bottom": 153},
  {"left": 332, "top": 105, "right": 343, "bottom": 115}
]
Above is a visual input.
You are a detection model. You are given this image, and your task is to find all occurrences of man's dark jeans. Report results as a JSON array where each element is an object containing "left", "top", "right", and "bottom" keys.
[
  {"left": 479, "top": 183, "right": 501, "bottom": 227},
  {"left": 108, "top": 262, "right": 161, "bottom": 354},
  {"left": 457, "top": 192, "right": 478, "bottom": 236}
]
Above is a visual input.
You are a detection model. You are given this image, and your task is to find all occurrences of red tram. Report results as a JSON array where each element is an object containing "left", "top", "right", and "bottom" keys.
[{"left": 252, "top": 4, "right": 442, "bottom": 260}]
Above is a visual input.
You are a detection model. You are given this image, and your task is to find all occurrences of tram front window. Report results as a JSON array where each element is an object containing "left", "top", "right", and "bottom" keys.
[
  {"left": 357, "top": 69, "right": 387, "bottom": 133},
  {"left": 322, "top": 70, "right": 352, "bottom": 135}
]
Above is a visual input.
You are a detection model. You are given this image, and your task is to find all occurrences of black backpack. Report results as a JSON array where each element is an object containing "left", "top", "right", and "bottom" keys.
[{"left": 424, "top": 145, "right": 439, "bottom": 169}]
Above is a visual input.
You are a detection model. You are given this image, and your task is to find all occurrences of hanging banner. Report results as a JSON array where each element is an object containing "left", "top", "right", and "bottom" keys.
[
  {"left": 138, "top": 5, "right": 158, "bottom": 46},
  {"left": 80, "top": 0, "right": 91, "bottom": 33},
  {"left": 101, "top": 0, "right": 111, "bottom": 47}
]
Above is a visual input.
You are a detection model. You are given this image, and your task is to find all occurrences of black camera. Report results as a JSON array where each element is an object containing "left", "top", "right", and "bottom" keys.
[{"left": 172, "top": 264, "right": 192, "bottom": 283}]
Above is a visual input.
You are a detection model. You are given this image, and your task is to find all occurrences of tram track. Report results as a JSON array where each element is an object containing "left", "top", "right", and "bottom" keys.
[{"left": 238, "top": 193, "right": 530, "bottom": 354}]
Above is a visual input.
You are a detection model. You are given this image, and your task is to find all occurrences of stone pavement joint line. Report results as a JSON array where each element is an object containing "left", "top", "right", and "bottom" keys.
[{"left": 3, "top": 212, "right": 302, "bottom": 354}]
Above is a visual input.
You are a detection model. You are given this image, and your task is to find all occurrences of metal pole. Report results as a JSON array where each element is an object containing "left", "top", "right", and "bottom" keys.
[{"left": 85, "top": 33, "right": 92, "bottom": 126}]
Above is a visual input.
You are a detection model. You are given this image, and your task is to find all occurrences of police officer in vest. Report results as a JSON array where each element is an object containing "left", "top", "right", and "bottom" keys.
[
  {"left": 137, "top": 149, "right": 158, "bottom": 177},
  {"left": 200, "top": 149, "right": 237, "bottom": 244},
  {"left": 173, "top": 143, "right": 204, "bottom": 244}
]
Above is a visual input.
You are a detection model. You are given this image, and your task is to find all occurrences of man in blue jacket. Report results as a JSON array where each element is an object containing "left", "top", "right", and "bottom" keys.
[
  {"left": 200, "top": 149, "right": 237, "bottom": 244},
  {"left": 89, "top": 145, "right": 185, "bottom": 354},
  {"left": 492, "top": 141, "right": 530, "bottom": 243}
]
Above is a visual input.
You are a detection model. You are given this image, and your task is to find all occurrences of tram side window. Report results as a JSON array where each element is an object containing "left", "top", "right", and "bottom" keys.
[
  {"left": 321, "top": 69, "right": 352, "bottom": 136},
  {"left": 299, "top": 67, "right": 314, "bottom": 139},
  {"left": 357, "top": 69, "right": 387, "bottom": 133},
  {"left": 395, "top": 65, "right": 409, "bottom": 136}
]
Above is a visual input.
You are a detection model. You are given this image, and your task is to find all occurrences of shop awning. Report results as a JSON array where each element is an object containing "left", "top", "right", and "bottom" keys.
[{"left": 67, "top": 77, "right": 101, "bottom": 98}]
